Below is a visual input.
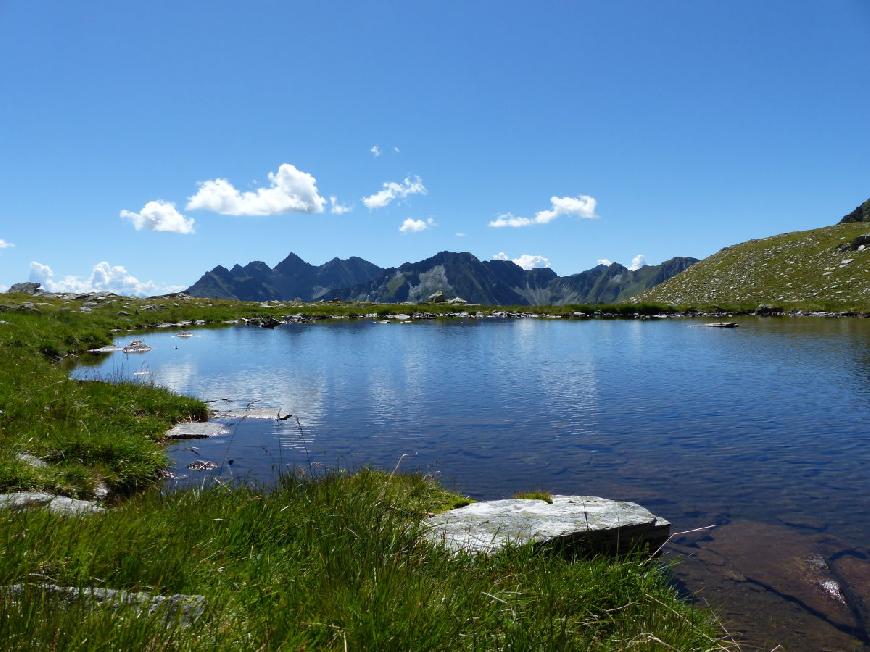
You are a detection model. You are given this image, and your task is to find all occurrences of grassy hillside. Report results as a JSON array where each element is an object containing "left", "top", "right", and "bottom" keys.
[{"left": 635, "top": 223, "right": 870, "bottom": 310}]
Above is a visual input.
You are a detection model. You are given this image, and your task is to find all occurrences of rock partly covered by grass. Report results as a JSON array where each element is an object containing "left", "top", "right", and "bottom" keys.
[
  {"left": 634, "top": 223, "right": 870, "bottom": 309},
  {"left": 423, "top": 495, "right": 670, "bottom": 555}
]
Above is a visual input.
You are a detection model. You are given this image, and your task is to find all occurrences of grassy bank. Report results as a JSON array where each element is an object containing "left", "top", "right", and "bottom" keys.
[
  {"left": 0, "top": 292, "right": 736, "bottom": 648},
  {"left": 0, "top": 470, "right": 731, "bottom": 650}
]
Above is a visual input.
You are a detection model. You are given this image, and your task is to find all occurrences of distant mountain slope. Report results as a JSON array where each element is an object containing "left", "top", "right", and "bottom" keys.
[
  {"left": 324, "top": 252, "right": 698, "bottom": 305},
  {"left": 186, "top": 251, "right": 697, "bottom": 305},
  {"left": 634, "top": 223, "right": 870, "bottom": 308},
  {"left": 186, "top": 255, "right": 384, "bottom": 301},
  {"left": 839, "top": 197, "right": 870, "bottom": 224}
]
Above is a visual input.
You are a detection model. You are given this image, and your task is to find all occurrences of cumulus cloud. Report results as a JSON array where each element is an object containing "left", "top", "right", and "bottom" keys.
[
  {"left": 629, "top": 254, "right": 646, "bottom": 271},
  {"left": 488, "top": 213, "right": 532, "bottom": 228},
  {"left": 362, "top": 176, "right": 426, "bottom": 209},
  {"left": 29, "top": 261, "right": 181, "bottom": 297},
  {"left": 370, "top": 145, "right": 381, "bottom": 157},
  {"left": 120, "top": 200, "right": 195, "bottom": 234},
  {"left": 597, "top": 258, "right": 613, "bottom": 266},
  {"left": 187, "top": 163, "right": 326, "bottom": 215},
  {"left": 0, "top": 239, "right": 14, "bottom": 249},
  {"left": 488, "top": 194, "right": 597, "bottom": 228},
  {"left": 329, "top": 196, "right": 352, "bottom": 215},
  {"left": 399, "top": 217, "right": 435, "bottom": 233},
  {"left": 492, "top": 252, "right": 551, "bottom": 270}
]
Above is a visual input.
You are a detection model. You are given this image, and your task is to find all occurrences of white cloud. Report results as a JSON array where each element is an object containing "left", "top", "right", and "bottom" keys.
[
  {"left": 29, "top": 261, "right": 181, "bottom": 297},
  {"left": 629, "top": 254, "right": 646, "bottom": 271},
  {"left": 187, "top": 163, "right": 326, "bottom": 215},
  {"left": 393, "top": 146, "right": 400, "bottom": 153},
  {"left": 492, "top": 252, "right": 551, "bottom": 270},
  {"left": 329, "top": 196, "right": 352, "bottom": 215},
  {"left": 399, "top": 217, "right": 435, "bottom": 233},
  {"left": 488, "top": 213, "right": 533, "bottom": 228},
  {"left": 0, "top": 239, "right": 14, "bottom": 249},
  {"left": 597, "top": 258, "right": 613, "bottom": 266},
  {"left": 455, "top": 232, "right": 466, "bottom": 238},
  {"left": 120, "top": 200, "right": 195, "bottom": 234},
  {"left": 488, "top": 194, "right": 597, "bottom": 228},
  {"left": 370, "top": 145, "right": 381, "bottom": 157},
  {"left": 513, "top": 254, "right": 551, "bottom": 270},
  {"left": 362, "top": 176, "right": 426, "bottom": 209}
]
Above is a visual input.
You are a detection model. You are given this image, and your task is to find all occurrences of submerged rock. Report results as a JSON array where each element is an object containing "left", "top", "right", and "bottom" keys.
[
  {"left": 423, "top": 495, "right": 670, "bottom": 556},
  {"left": 166, "top": 422, "right": 230, "bottom": 439},
  {"left": 669, "top": 519, "right": 870, "bottom": 649},
  {"left": 187, "top": 460, "right": 218, "bottom": 471}
]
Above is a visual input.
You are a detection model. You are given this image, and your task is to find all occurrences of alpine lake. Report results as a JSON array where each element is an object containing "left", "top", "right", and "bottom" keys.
[{"left": 73, "top": 316, "right": 870, "bottom": 650}]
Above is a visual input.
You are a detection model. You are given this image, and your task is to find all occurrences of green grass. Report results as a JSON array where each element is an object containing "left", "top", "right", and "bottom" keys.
[
  {"left": 0, "top": 470, "right": 732, "bottom": 651},
  {"left": 513, "top": 490, "right": 554, "bottom": 504},
  {"left": 635, "top": 223, "right": 870, "bottom": 310}
]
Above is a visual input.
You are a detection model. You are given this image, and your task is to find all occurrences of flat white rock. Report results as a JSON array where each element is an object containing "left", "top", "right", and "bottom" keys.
[
  {"left": 423, "top": 495, "right": 670, "bottom": 555},
  {"left": 165, "top": 422, "right": 230, "bottom": 439}
]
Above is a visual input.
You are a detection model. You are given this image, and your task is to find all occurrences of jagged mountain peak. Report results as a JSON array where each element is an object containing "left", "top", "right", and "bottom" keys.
[{"left": 186, "top": 251, "right": 697, "bottom": 305}]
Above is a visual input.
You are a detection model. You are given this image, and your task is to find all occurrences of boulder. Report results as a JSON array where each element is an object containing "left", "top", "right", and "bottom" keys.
[
  {"left": 423, "top": 495, "right": 670, "bottom": 556},
  {"left": 0, "top": 492, "right": 54, "bottom": 510},
  {"left": 48, "top": 496, "right": 104, "bottom": 516},
  {"left": 835, "top": 234, "right": 870, "bottom": 252},
  {"left": 7, "top": 282, "right": 41, "bottom": 295},
  {"left": 427, "top": 290, "right": 446, "bottom": 303}
]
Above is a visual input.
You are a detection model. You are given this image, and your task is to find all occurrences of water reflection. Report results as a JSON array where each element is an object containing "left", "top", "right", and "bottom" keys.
[{"left": 72, "top": 318, "right": 870, "bottom": 544}]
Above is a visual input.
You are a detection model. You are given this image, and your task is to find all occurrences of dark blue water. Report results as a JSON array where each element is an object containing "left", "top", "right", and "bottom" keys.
[
  {"left": 73, "top": 316, "right": 870, "bottom": 647},
  {"left": 74, "top": 317, "right": 870, "bottom": 540}
]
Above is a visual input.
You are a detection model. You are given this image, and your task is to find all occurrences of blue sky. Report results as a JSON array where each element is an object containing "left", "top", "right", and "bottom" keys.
[{"left": 1, "top": 1, "right": 869, "bottom": 293}]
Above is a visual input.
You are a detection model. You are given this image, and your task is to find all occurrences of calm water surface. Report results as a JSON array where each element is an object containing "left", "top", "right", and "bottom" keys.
[{"left": 74, "top": 317, "right": 870, "bottom": 647}]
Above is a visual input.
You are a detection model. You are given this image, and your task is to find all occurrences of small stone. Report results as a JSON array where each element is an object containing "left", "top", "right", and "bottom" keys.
[
  {"left": 16, "top": 452, "right": 48, "bottom": 468},
  {"left": 187, "top": 460, "right": 218, "bottom": 471}
]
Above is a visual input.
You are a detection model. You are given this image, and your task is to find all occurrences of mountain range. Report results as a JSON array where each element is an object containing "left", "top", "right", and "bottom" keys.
[{"left": 186, "top": 252, "right": 698, "bottom": 305}]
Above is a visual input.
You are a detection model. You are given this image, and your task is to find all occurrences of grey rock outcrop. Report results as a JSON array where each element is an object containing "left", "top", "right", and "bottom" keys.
[
  {"left": 7, "top": 282, "right": 41, "bottom": 295},
  {"left": 835, "top": 234, "right": 870, "bottom": 252},
  {"left": 423, "top": 495, "right": 670, "bottom": 556},
  {"left": 0, "top": 492, "right": 103, "bottom": 515},
  {"left": 4, "top": 584, "right": 205, "bottom": 625},
  {"left": 0, "top": 492, "right": 55, "bottom": 510},
  {"left": 16, "top": 452, "right": 48, "bottom": 468},
  {"left": 48, "top": 496, "right": 105, "bottom": 516}
]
